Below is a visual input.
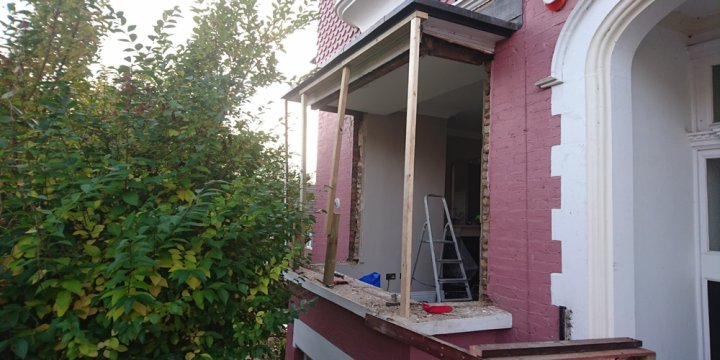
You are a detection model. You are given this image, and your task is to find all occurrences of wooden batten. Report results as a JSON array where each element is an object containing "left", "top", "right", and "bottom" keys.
[
  {"left": 299, "top": 94, "right": 308, "bottom": 209},
  {"left": 400, "top": 16, "right": 423, "bottom": 318},
  {"left": 283, "top": 99, "right": 289, "bottom": 206},
  {"left": 322, "top": 66, "right": 351, "bottom": 287}
]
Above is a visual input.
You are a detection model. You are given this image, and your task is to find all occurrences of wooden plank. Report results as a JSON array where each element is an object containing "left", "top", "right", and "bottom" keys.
[
  {"left": 469, "top": 338, "right": 643, "bottom": 357},
  {"left": 324, "top": 213, "right": 340, "bottom": 283},
  {"left": 364, "top": 314, "right": 479, "bottom": 360},
  {"left": 291, "top": 94, "right": 309, "bottom": 258},
  {"left": 283, "top": 99, "right": 289, "bottom": 206},
  {"left": 480, "top": 348, "right": 655, "bottom": 360},
  {"left": 322, "top": 66, "right": 351, "bottom": 287},
  {"left": 400, "top": 16, "right": 423, "bottom": 318},
  {"left": 299, "top": 93, "right": 308, "bottom": 209},
  {"left": 420, "top": 35, "right": 493, "bottom": 65}
]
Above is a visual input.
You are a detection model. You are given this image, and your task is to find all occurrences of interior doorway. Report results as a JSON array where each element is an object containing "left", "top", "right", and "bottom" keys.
[{"left": 444, "top": 109, "right": 483, "bottom": 300}]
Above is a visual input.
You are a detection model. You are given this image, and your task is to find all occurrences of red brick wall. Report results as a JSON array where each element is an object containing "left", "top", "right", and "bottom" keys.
[{"left": 486, "top": 0, "right": 576, "bottom": 342}]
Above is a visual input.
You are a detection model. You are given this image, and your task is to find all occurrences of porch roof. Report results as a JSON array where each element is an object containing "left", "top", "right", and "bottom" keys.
[{"left": 282, "top": 0, "right": 518, "bottom": 109}]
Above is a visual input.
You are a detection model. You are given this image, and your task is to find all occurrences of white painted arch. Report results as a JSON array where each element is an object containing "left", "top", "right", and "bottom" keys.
[{"left": 548, "top": 0, "right": 695, "bottom": 342}]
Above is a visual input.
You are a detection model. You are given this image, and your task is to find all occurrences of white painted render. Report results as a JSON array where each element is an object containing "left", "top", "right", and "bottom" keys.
[
  {"left": 631, "top": 25, "right": 699, "bottom": 359},
  {"left": 549, "top": 0, "right": 698, "bottom": 344},
  {"left": 336, "top": 113, "right": 447, "bottom": 294}
]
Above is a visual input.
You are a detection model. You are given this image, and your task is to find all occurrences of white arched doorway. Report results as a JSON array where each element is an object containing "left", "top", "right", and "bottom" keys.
[{"left": 550, "top": 0, "right": 719, "bottom": 358}]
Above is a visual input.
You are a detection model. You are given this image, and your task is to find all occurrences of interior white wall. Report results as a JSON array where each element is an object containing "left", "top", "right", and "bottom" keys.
[
  {"left": 630, "top": 25, "right": 699, "bottom": 359},
  {"left": 336, "top": 113, "right": 447, "bottom": 293}
]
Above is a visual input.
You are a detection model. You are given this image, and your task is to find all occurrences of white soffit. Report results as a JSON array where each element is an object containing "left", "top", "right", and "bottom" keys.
[
  {"left": 329, "top": 56, "right": 484, "bottom": 116},
  {"left": 304, "top": 16, "right": 497, "bottom": 111},
  {"left": 299, "top": 13, "right": 417, "bottom": 106}
]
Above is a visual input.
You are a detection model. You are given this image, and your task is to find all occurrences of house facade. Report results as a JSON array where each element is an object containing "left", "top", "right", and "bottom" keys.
[{"left": 284, "top": 0, "right": 720, "bottom": 358}]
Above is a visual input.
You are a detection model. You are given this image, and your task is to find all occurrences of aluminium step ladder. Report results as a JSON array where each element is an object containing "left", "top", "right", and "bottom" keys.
[{"left": 411, "top": 194, "right": 472, "bottom": 302}]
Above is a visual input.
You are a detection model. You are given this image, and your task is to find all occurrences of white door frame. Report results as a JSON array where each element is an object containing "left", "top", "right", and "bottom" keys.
[
  {"left": 697, "top": 149, "right": 720, "bottom": 358},
  {"left": 690, "top": 36, "right": 720, "bottom": 360}
]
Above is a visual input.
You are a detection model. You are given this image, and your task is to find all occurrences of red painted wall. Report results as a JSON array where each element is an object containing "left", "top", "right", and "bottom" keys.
[
  {"left": 486, "top": 0, "right": 576, "bottom": 342},
  {"left": 285, "top": 294, "right": 502, "bottom": 360}
]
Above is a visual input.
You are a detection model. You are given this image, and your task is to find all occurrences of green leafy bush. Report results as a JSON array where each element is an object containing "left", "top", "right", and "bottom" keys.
[{"left": 0, "top": 0, "right": 315, "bottom": 358}]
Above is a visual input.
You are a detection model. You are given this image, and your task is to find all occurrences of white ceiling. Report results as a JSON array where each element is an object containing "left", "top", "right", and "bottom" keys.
[
  {"left": 674, "top": 0, "right": 720, "bottom": 18},
  {"left": 331, "top": 56, "right": 486, "bottom": 118},
  {"left": 662, "top": 0, "right": 720, "bottom": 43}
]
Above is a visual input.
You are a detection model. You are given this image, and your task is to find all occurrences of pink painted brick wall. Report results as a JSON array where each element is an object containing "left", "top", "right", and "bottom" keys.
[
  {"left": 486, "top": 0, "right": 575, "bottom": 342},
  {"left": 312, "top": 112, "right": 355, "bottom": 263},
  {"left": 311, "top": 0, "right": 360, "bottom": 263}
]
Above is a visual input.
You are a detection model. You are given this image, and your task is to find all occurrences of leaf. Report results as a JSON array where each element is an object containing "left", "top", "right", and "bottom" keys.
[
  {"left": 134, "top": 43, "right": 143, "bottom": 50},
  {"left": 122, "top": 192, "right": 139, "bottom": 206},
  {"left": 132, "top": 302, "right": 147, "bottom": 316},
  {"left": 83, "top": 243, "right": 101, "bottom": 257},
  {"left": 13, "top": 339, "right": 28, "bottom": 359},
  {"left": 167, "top": 129, "right": 179, "bottom": 137},
  {"left": 192, "top": 291, "right": 204, "bottom": 309},
  {"left": 61, "top": 280, "right": 83, "bottom": 295},
  {"left": 129, "top": 33, "right": 137, "bottom": 42},
  {"left": 186, "top": 275, "right": 201, "bottom": 290},
  {"left": 128, "top": 25, "right": 137, "bottom": 32},
  {"left": 176, "top": 189, "right": 195, "bottom": 203},
  {"left": 55, "top": 291, "right": 72, "bottom": 316}
]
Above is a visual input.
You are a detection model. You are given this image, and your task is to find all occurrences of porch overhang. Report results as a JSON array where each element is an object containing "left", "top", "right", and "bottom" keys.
[
  {"left": 282, "top": 0, "right": 517, "bottom": 110},
  {"left": 288, "top": 0, "right": 517, "bottom": 319}
]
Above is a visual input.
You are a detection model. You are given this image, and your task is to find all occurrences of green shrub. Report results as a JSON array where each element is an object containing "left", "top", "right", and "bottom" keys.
[{"left": 0, "top": 0, "right": 315, "bottom": 358}]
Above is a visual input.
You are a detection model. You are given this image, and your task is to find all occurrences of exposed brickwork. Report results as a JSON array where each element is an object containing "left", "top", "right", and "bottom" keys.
[
  {"left": 486, "top": 0, "right": 575, "bottom": 342},
  {"left": 348, "top": 115, "right": 365, "bottom": 262}
]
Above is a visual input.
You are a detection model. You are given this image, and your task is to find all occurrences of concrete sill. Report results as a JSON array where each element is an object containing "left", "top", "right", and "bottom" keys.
[{"left": 285, "top": 268, "right": 512, "bottom": 336}]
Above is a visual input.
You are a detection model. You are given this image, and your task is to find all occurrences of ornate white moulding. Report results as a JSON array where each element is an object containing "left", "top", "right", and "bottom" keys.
[
  {"left": 335, "top": 0, "right": 407, "bottom": 32},
  {"left": 688, "top": 124, "right": 720, "bottom": 148}
]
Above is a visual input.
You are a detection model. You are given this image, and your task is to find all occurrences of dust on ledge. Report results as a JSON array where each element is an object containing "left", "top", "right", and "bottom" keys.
[{"left": 289, "top": 265, "right": 505, "bottom": 324}]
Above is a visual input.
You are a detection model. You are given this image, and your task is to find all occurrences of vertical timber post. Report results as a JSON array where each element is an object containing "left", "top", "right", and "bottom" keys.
[
  {"left": 299, "top": 94, "right": 308, "bottom": 210},
  {"left": 400, "top": 16, "right": 423, "bottom": 318},
  {"left": 293, "top": 94, "right": 309, "bottom": 254},
  {"left": 323, "top": 66, "right": 351, "bottom": 287},
  {"left": 283, "top": 99, "right": 289, "bottom": 207}
]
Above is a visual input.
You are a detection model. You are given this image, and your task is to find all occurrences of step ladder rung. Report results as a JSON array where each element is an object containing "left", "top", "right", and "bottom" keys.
[
  {"left": 411, "top": 194, "right": 474, "bottom": 303},
  {"left": 438, "top": 277, "right": 468, "bottom": 283},
  {"left": 437, "top": 259, "right": 462, "bottom": 263},
  {"left": 423, "top": 239, "right": 453, "bottom": 244}
]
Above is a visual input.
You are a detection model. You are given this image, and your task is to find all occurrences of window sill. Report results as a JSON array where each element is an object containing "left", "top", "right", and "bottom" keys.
[{"left": 285, "top": 267, "right": 512, "bottom": 335}]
